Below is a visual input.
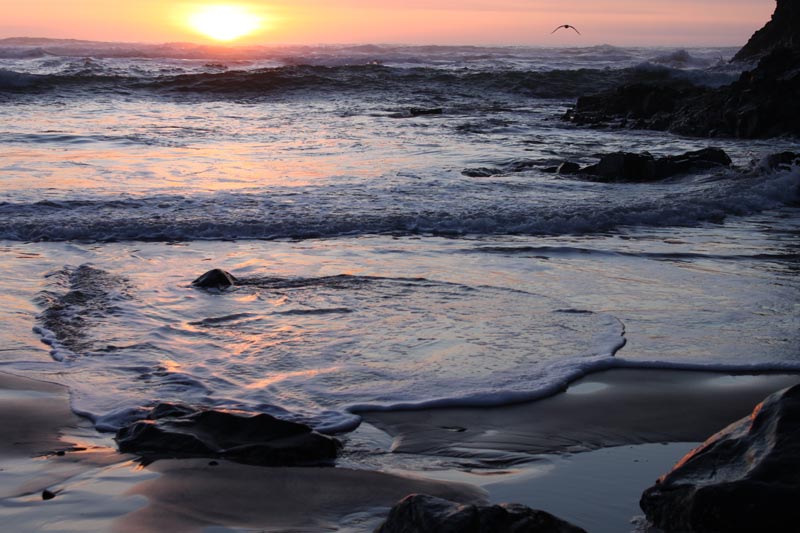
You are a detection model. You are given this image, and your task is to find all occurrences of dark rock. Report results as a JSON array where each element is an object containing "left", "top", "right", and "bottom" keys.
[
  {"left": 640, "top": 383, "right": 800, "bottom": 532},
  {"left": 42, "top": 489, "right": 56, "bottom": 500},
  {"left": 733, "top": 0, "right": 800, "bottom": 62},
  {"left": 390, "top": 108, "right": 444, "bottom": 118},
  {"left": 191, "top": 268, "right": 237, "bottom": 289},
  {"left": 579, "top": 148, "right": 730, "bottom": 182},
  {"left": 462, "top": 167, "right": 498, "bottom": 178},
  {"left": 566, "top": 46, "right": 800, "bottom": 139},
  {"left": 115, "top": 402, "right": 341, "bottom": 466},
  {"left": 763, "top": 151, "right": 800, "bottom": 170},
  {"left": 375, "top": 494, "right": 587, "bottom": 533},
  {"left": 581, "top": 152, "right": 656, "bottom": 181},
  {"left": 567, "top": 82, "right": 703, "bottom": 130},
  {"left": 556, "top": 162, "right": 581, "bottom": 175}
]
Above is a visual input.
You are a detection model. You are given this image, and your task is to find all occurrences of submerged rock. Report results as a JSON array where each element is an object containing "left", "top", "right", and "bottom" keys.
[
  {"left": 115, "top": 402, "right": 341, "bottom": 466},
  {"left": 191, "top": 268, "right": 237, "bottom": 289},
  {"left": 733, "top": 0, "right": 800, "bottom": 62},
  {"left": 577, "top": 148, "right": 731, "bottom": 182},
  {"left": 375, "top": 494, "right": 587, "bottom": 533},
  {"left": 640, "top": 384, "right": 800, "bottom": 532}
]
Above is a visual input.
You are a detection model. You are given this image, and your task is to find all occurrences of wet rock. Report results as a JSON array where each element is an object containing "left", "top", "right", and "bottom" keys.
[
  {"left": 763, "top": 151, "right": 800, "bottom": 170},
  {"left": 640, "top": 384, "right": 800, "bottom": 532},
  {"left": 556, "top": 162, "right": 581, "bottom": 175},
  {"left": 191, "top": 268, "right": 237, "bottom": 289},
  {"left": 566, "top": 46, "right": 800, "bottom": 139},
  {"left": 733, "top": 0, "right": 800, "bottom": 62},
  {"left": 461, "top": 167, "right": 498, "bottom": 178},
  {"left": 579, "top": 148, "right": 731, "bottom": 182},
  {"left": 390, "top": 107, "right": 443, "bottom": 118},
  {"left": 375, "top": 494, "right": 587, "bottom": 533},
  {"left": 42, "top": 489, "right": 56, "bottom": 501},
  {"left": 115, "top": 402, "right": 341, "bottom": 466}
]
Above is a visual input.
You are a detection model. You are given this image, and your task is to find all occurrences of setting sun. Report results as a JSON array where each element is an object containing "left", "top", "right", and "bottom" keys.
[{"left": 187, "top": 4, "right": 262, "bottom": 42}]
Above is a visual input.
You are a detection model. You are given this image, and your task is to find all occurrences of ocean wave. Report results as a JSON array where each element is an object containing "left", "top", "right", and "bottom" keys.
[
  {"left": 0, "top": 60, "right": 741, "bottom": 98},
  {"left": 0, "top": 164, "right": 797, "bottom": 242}
]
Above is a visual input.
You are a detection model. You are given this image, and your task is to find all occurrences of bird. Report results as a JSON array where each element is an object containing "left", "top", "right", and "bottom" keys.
[{"left": 552, "top": 24, "right": 581, "bottom": 35}]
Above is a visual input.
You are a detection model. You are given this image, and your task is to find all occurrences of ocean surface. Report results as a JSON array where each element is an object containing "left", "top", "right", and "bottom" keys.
[{"left": 1, "top": 40, "right": 798, "bottom": 442}]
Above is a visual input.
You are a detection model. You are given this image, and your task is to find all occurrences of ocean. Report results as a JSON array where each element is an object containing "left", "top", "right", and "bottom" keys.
[{"left": 1, "top": 40, "right": 798, "bottom": 443}]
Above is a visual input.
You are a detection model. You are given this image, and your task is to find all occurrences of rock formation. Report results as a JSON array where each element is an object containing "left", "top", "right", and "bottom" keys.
[
  {"left": 579, "top": 148, "right": 731, "bottom": 182},
  {"left": 640, "top": 384, "right": 800, "bottom": 532},
  {"left": 115, "top": 402, "right": 341, "bottom": 466},
  {"left": 733, "top": 0, "right": 800, "bottom": 62},
  {"left": 375, "top": 494, "right": 587, "bottom": 533},
  {"left": 565, "top": 0, "right": 800, "bottom": 138}
]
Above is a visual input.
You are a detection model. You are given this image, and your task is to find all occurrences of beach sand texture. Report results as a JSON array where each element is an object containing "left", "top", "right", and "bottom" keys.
[{"left": 2, "top": 369, "right": 796, "bottom": 531}]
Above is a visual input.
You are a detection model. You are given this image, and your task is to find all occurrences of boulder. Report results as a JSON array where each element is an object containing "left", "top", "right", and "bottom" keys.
[
  {"left": 640, "top": 383, "right": 800, "bottom": 532},
  {"left": 733, "top": 0, "right": 800, "bottom": 62},
  {"left": 191, "top": 268, "right": 237, "bottom": 289},
  {"left": 375, "top": 494, "right": 587, "bottom": 533},
  {"left": 579, "top": 148, "right": 731, "bottom": 182},
  {"left": 115, "top": 402, "right": 341, "bottom": 466}
]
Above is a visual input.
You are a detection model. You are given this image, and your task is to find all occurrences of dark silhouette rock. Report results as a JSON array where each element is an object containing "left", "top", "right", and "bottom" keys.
[
  {"left": 115, "top": 402, "right": 341, "bottom": 466},
  {"left": 462, "top": 167, "right": 498, "bottom": 177},
  {"left": 556, "top": 162, "right": 581, "bottom": 175},
  {"left": 566, "top": 46, "right": 800, "bottom": 139},
  {"left": 733, "top": 0, "right": 800, "bottom": 62},
  {"left": 42, "top": 490, "right": 56, "bottom": 501},
  {"left": 763, "top": 151, "right": 800, "bottom": 170},
  {"left": 375, "top": 494, "right": 587, "bottom": 533},
  {"left": 191, "top": 268, "right": 237, "bottom": 289},
  {"left": 640, "top": 384, "right": 800, "bottom": 532},
  {"left": 579, "top": 148, "right": 731, "bottom": 182}
]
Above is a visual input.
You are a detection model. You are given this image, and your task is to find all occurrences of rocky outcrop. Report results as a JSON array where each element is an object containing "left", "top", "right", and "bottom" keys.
[
  {"left": 640, "top": 384, "right": 800, "bottom": 532},
  {"left": 192, "top": 268, "right": 237, "bottom": 289},
  {"left": 565, "top": 1, "right": 800, "bottom": 139},
  {"left": 733, "top": 0, "right": 800, "bottom": 62},
  {"left": 375, "top": 494, "right": 587, "bottom": 533},
  {"left": 566, "top": 47, "right": 800, "bottom": 138},
  {"left": 579, "top": 148, "right": 731, "bottom": 182},
  {"left": 115, "top": 402, "right": 341, "bottom": 466}
]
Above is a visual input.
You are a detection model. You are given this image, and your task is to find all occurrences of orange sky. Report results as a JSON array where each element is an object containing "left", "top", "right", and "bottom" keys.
[{"left": 0, "top": 1, "right": 775, "bottom": 46}]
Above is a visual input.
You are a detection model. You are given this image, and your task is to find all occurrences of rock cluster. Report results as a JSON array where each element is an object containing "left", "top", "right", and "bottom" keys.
[
  {"left": 578, "top": 148, "right": 731, "bottom": 182},
  {"left": 565, "top": 0, "right": 800, "bottom": 138},
  {"left": 375, "top": 494, "right": 586, "bottom": 533},
  {"left": 565, "top": 48, "right": 800, "bottom": 138},
  {"left": 640, "top": 384, "right": 800, "bottom": 532},
  {"left": 115, "top": 402, "right": 341, "bottom": 466}
]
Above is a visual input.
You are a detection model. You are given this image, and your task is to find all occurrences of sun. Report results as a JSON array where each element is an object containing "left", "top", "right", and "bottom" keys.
[{"left": 188, "top": 5, "right": 262, "bottom": 42}]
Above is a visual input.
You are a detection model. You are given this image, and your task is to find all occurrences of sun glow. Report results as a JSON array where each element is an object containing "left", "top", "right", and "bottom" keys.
[{"left": 188, "top": 5, "right": 262, "bottom": 42}]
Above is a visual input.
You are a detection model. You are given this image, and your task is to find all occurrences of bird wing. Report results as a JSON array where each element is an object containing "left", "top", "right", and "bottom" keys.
[
  {"left": 568, "top": 25, "right": 582, "bottom": 35},
  {"left": 551, "top": 26, "right": 564, "bottom": 34}
]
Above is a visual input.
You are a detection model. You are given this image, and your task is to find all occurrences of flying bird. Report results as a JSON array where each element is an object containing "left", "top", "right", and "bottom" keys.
[{"left": 552, "top": 24, "right": 581, "bottom": 35}]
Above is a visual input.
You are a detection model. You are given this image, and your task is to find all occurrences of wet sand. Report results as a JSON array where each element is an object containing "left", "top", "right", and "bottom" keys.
[
  {"left": 1, "top": 369, "right": 797, "bottom": 531},
  {"left": 361, "top": 369, "right": 800, "bottom": 460}
]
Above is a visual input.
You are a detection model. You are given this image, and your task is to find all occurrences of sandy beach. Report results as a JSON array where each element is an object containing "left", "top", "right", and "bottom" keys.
[{"left": 2, "top": 368, "right": 796, "bottom": 532}]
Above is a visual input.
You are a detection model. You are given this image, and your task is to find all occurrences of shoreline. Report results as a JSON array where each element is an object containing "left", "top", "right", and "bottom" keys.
[{"left": 1, "top": 368, "right": 797, "bottom": 531}]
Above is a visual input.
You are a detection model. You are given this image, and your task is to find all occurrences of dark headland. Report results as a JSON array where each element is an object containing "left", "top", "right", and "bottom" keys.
[{"left": 565, "top": 0, "right": 800, "bottom": 139}]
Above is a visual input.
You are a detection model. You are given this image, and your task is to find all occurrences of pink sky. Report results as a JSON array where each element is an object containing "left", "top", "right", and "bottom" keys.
[{"left": 0, "top": 1, "right": 775, "bottom": 46}]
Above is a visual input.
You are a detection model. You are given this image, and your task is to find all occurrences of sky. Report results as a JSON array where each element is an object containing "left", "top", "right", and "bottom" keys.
[{"left": 0, "top": 0, "right": 775, "bottom": 47}]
